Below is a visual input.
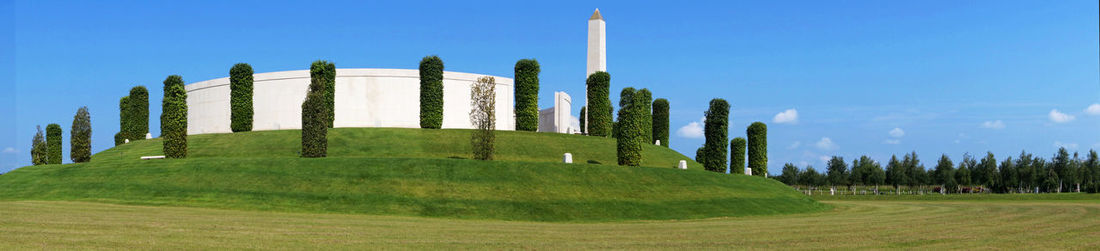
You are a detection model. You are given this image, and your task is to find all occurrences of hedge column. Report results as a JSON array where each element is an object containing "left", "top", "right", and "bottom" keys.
[
  {"left": 585, "top": 71, "right": 611, "bottom": 136},
  {"left": 230, "top": 63, "right": 254, "bottom": 132},
  {"left": 730, "top": 137, "right": 746, "bottom": 174},
  {"left": 747, "top": 122, "right": 768, "bottom": 176},
  {"left": 652, "top": 98, "right": 669, "bottom": 147},
  {"left": 118, "top": 96, "right": 130, "bottom": 141},
  {"left": 302, "top": 61, "right": 329, "bottom": 157},
  {"left": 636, "top": 89, "right": 653, "bottom": 144},
  {"left": 702, "top": 98, "right": 729, "bottom": 172},
  {"left": 161, "top": 75, "right": 188, "bottom": 158},
  {"left": 128, "top": 86, "right": 148, "bottom": 140},
  {"left": 579, "top": 106, "right": 586, "bottom": 134},
  {"left": 616, "top": 87, "right": 644, "bottom": 166},
  {"left": 514, "top": 59, "right": 540, "bottom": 131},
  {"left": 70, "top": 106, "right": 91, "bottom": 163},
  {"left": 419, "top": 56, "right": 444, "bottom": 129},
  {"left": 45, "top": 123, "right": 62, "bottom": 164}
]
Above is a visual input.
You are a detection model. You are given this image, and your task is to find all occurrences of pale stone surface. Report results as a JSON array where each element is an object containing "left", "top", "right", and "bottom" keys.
[
  {"left": 538, "top": 92, "right": 576, "bottom": 134},
  {"left": 744, "top": 167, "right": 752, "bottom": 176},
  {"left": 140, "top": 155, "right": 165, "bottom": 160},
  {"left": 655, "top": 140, "right": 660, "bottom": 145},
  {"left": 587, "top": 9, "right": 606, "bottom": 77},
  {"left": 124, "top": 139, "right": 129, "bottom": 144},
  {"left": 145, "top": 133, "right": 152, "bottom": 139},
  {"left": 563, "top": 153, "right": 572, "bottom": 163},
  {"left": 185, "top": 69, "right": 515, "bottom": 135},
  {"left": 678, "top": 160, "right": 687, "bottom": 170}
]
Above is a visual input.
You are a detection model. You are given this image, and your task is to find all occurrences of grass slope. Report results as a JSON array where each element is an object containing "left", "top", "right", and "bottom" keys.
[
  {"left": 0, "top": 128, "right": 824, "bottom": 221},
  {"left": 1, "top": 200, "right": 1097, "bottom": 249}
]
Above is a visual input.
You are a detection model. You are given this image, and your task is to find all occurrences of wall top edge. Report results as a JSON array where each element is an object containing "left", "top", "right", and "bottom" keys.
[{"left": 185, "top": 68, "right": 515, "bottom": 91}]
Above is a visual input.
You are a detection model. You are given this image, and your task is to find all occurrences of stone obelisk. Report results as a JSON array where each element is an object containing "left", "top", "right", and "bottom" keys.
[{"left": 585, "top": 9, "right": 605, "bottom": 134}]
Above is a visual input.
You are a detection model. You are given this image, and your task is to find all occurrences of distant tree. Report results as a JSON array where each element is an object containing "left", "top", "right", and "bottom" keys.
[
  {"left": 419, "top": 56, "right": 444, "bottom": 129},
  {"left": 513, "top": 59, "right": 540, "bottom": 132},
  {"left": 230, "top": 63, "right": 254, "bottom": 132},
  {"left": 955, "top": 154, "right": 974, "bottom": 187},
  {"left": 635, "top": 89, "right": 653, "bottom": 144},
  {"left": 651, "top": 98, "right": 669, "bottom": 147},
  {"left": 470, "top": 76, "right": 497, "bottom": 160},
  {"left": 45, "top": 123, "right": 62, "bottom": 164},
  {"left": 1084, "top": 150, "right": 1099, "bottom": 193},
  {"left": 301, "top": 65, "right": 329, "bottom": 158},
  {"left": 932, "top": 154, "right": 956, "bottom": 192},
  {"left": 1016, "top": 151, "right": 1037, "bottom": 192},
  {"left": 70, "top": 106, "right": 92, "bottom": 163},
  {"left": 780, "top": 163, "right": 800, "bottom": 185},
  {"left": 826, "top": 156, "right": 849, "bottom": 189},
  {"left": 730, "top": 137, "right": 746, "bottom": 174},
  {"left": 615, "top": 87, "right": 645, "bottom": 166},
  {"left": 974, "top": 152, "right": 999, "bottom": 189},
  {"left": 701, "top": 99, "right": 729, "bottom": 172},
  {"left": 747, "top": 122, "right": 768, "bottom": 176},
  {"left": 849, "top": 158, "right": 866, "bottom": 186},
  {"left": 800, "top": 167, "right": 825, "bottom": 188},
  {"left": 579, "top": 106, "right": 587, "bottom": 134},
  {"left": 585, "top": 72, "right": 612, "bottom": 136},
  {"left": 161, "top": 75, "right": 188, "bottom": 158},
  {"left": 902, "top": 152, "right": 926, "bottom": 187},
  {"left": 868, "top": 161, "right": 886, "bottom": 189},
  {"left": 1053, "top": 148, "right": 1071, "bottom": 192},
  {"left": 30, "top": 125, "right": 46, "bottom": 165},
  {"left": 128, "top": 86, "right": 149, "bottom": 140},
  {"left": 999, "top": 156, "right": 1018, "bottom": 193},
  {"left": 885, "top": 155, "right": 904, "bottom": 190}
]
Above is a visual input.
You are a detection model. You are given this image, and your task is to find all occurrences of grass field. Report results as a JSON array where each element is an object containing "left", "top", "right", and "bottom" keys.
[{"left": 2, "top": 198, "right": 1097, "bottom": 249}]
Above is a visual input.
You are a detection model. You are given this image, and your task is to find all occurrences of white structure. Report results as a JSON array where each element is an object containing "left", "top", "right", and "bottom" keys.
[
  {"left": 745, "top": 167, "right": 752, "bottom": 176},
  {"left": 584, "top": 9, "right": 606, "bottom": 130},
  {"left": 563, "top": 153, "right": 572, "bottom": 164},
  {"left": 678, "top": 160, "right": 688, "bottom": 170},
  {"left": 538, "top": 92, "right": 576, "bottom": 134},
  {"left": 186, "top": 69, "right": 514, "bottom": 135}
]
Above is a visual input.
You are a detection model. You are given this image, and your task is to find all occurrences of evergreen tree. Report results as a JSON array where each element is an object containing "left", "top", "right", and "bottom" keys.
[
  {"left": 419, "top": 56, "right": 444, "bottom": 129},
  {"left": 651, "top": 98, "right": 669, "bottom": 147},
  {"left": 513, "top": 59, "right": 540, "bottom": 131},
  {"left": 779, "top": 163, "right": 799, "bottom": 185},
  {"left": 933, "top": 154, "right": 956, "bottom": 191},
  {"left": 730, "top": 137, "right": 746, "bottom": 174},
  {"left": 701, "top": 99, "right": 729, "bottom": 172},
  {"left": 45, "top": 123, "right": 62, "bottom": 164},
  {"left": 230, "top": 63, "right": 254, "bottom": 132},
  {"left": 160, "top": 75, "right": 188, "bottom": 158},
  {"left": 826, "top": 156, "right": 849, "bottom": 189},
  {"left": 585, "top": 72, "right": 612, "bottom": 136},
  {"left": 70, "top": 106, "right": 91, "bottom": 163},
  {"left": 30, "top": 125, "right": 46, "bottom": 165}
]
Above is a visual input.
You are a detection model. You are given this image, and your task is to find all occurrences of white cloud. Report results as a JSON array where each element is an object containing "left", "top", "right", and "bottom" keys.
[
  {"left": 883, "top": 139, "right": 901, "bottom": 145},
  {"left": 677, "top": 121, "right": 704, "bottom": 139},
  {"left": 1054, "top": 141, "right": 1079, "bottom": 150},
  {"left": 888, "top": 128, "right": 905, "bottom": 138},
  {"left": 980, "top": 120, "right": 1006, "bottom": 129},
  {"left": 772, "top": 109, "right": 798, "bottom": 124},
  {"left": 815, "top": 137, "right": 837, "bottom": 150},
  {"left": 1, "top": 147, "right": 15, "bottom": 154},
  {"left": 787, "top": 141, "right": 801, "bottom": 149},
  {"left": 1086, "top": 104, "right": 1100, "bottom": 116},
  {"left": 1049, "top": 109, "right": 1075, "bottom": 123}
]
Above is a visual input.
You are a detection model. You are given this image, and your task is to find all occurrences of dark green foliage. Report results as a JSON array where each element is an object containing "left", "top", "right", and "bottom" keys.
[
  {"left": 302, "top": 62, "right": 330, "bottom": 158},
  {"left": 779, "top": 163, "right": 800, "bottom": 185},
  {"left": 309, "top": 60, "right": 336, "bottom": 128},
  {"left": 702, "top": 99, "right": 729, "bottom": 172},
  {"left": 885, "top": 155, "right": 904, "bottom": 188},
  {"left": 651, "top": 98, "right": 669, "bottom": 147},
  {"left": 470, "top": 77, "right": 497, "bottom": 160},
  {"left": 695, "top": 147, "right": 705, "bottom": 164},
  {"left": 747, "top": 122, "right": 768, "bottom": 176},
  {"left": 46, "top": 123, "right": 62, "bottom": 164},
  {"left": 119, "top": 96, "right": 130, "bottom": 141},
  {"left": 513, "top": 59, "right": 539, "bottom": 131},
  {"left": 615, "top": 87, "right": 645, "bottom": 166},
  {"left": 579, "top": 106, "right": 586, "bottom": 134},
  {"left": 998, "top": 157, "right": 1018, "bottom": 193},
  {"left": 585, "top": 72, "right": 611, "bottom": 136},
  {"left": 230, "top": 63, "right": 254, "bottom": 132},
  {"left": 955, "top": 154, "right": 974, "bottom": 186},
  {"left": 127, "top": 86, "right": 149, "bottom": 140},
  {"left": 114, "top": 132, "right": 125, "bottom": 146},
  {"left": 70, "top": 106, "right": 91, "bottom": 163},
  {"left": 799, "top": 167, "right": 825, "bottom": 187},
  {"left": 730, "top": 137, "right": 746, "bottom": 174},
  {"left": 826, "top": 156, "right": 849, "bottom": 187},
  {"left": 161, "top": 75, "right": 188, "bottom": 158},
  {"left": 635, "top": 89, "right": 652, "bottom": 144},
  {"left": 30, "top": 126, "right": 46, "bottom": 165},
  {"left": 933, "top": 155, "right": 956, "bottom": 192},
  {"left": 419, "top": 56, "right": 444, "bottom": 129}
]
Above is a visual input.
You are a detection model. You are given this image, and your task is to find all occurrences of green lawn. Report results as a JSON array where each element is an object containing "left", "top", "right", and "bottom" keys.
[
  {"left": 813, "top": 192, "right": 1100, "bottom": 202},
  {"left": 1, "top": 199, "right": 1097, "bottom": 249}
]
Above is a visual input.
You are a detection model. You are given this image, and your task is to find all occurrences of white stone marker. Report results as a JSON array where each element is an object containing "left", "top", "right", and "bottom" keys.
[
  {"left": 678, "top": 160, "right": 687, "bottom": 170},
  {"left": 124, "top": 139, "right": 129, "bottom": 144},
  {"left": 563, "top": 153, "right": 573, "bottom": 164},
  {"left": 145, "top": 133, "right": 153, "bottom": 139},
  {"left": 655, "top": 140, "right": 661, "bottom": 146},
  {"left": 744, "top": 167, "right": 752, "bottom": 176}
]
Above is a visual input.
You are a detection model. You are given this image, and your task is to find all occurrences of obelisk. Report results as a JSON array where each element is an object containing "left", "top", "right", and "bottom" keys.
[{"left": 585, "top": 9, "right": 605, "bottom": 134}]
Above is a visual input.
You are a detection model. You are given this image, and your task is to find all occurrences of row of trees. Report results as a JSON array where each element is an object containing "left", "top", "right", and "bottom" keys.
[
  {"left": 577, "top": 71, "right": 672, "bottom": 166},
  {"left": 777, "top": 148, "right": 1100, "bottom": 194},
  {"left": 692, "top": 99, "right": 768, "bottom": 176},
  {"left": 116, "top": 86, "right": 148, "bottom": 145},
  {"left": 29, "top": 107, "right": 92, "bottom": 165}
]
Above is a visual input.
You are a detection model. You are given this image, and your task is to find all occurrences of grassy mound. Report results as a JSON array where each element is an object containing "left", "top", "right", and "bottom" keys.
[{"left": 0, "top": 128, "right": 826, "bottom": 221}]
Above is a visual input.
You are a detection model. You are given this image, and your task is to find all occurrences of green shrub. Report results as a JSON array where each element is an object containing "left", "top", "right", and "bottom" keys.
[
  {"left": 695, "top": 147, "right": 705, "bottom": 164},
  {"left": 46, "top": 123, "right": 62, "bottom": 164},
  {"left": 652, "top": 98, "right": 669, "bottom": 147},
  {"left": 419, "top": 56, "right": 444, "bottom": 129},
  {"left": 307, "top": 60, "right": 336, "bottom": 128},
  {"left": 702, "top": 99, "right": 729, "bottom": 172},
  {"left": 616, "top": 87, "right": 646, "bottom": 166},
  {"left": 585, "top": 72, "right": 611, "bottom": 136},
  {"left": 731, "top": 137, "right": 746, "bottom": 174},
  {"left": 127, "top": 86, "right": 149, "bottom": 140},
  {"left": 230, "top": 63, "right": 254, "bottom": 132},
  {"left": 161, "top": 75, "right": 188, "bottom": 158},
  {"left": 579, "top": 106, "right": 586, "bottom": 134},
  {"left": 470, "top": 76, "right": 497, "bottom": 160},
  {"left": 513, "top": 59, "right": 539, "bottom": 131},
  {"left": 70, "top": 106, "right": 91, "bottom": 163},
  {"left": 636, "top": 89, "right": 652, "bottom": 144},
  {"left": 118, "top": 96, "right": 130, "bottom": 141},
  {"left": 747, "top": 122, "right": 768, "bottom": 176},
  {"left": 30, "top": 125, "right": 46, "bottom": 165},
  {"left": 114, "top": 132, "right": 125, "bottom": 146},
  {"left": 301, "top": 91, "right": 327, "bottom": 158}
]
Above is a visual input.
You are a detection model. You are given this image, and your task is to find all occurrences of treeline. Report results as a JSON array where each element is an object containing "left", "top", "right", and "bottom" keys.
[{"left": 777, "top": 148, "right": 1100, "bottom": 194}]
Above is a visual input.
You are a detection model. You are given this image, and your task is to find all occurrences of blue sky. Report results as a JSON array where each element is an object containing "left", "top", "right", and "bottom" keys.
[{"left": 1, "top": 0, "right": 1097, "bottom": 174}]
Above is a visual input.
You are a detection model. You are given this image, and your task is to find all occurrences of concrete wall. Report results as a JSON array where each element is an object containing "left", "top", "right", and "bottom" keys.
[
  {"left": 537, "top": 92, "right": 576, "bottom": 134},
  {"left": 186, "top": 68, "right": 514, "bottom": 135}
]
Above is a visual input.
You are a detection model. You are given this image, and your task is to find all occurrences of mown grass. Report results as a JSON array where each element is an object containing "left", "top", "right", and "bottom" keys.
[
  {"left": 813, "top": 192, "right": 1100, "bottom": 202},
  {"left": 1, "top": 200, "right": 1097, "bottom": 249}
]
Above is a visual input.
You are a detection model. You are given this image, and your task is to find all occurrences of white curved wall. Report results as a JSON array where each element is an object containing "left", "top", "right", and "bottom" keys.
[{"left": 186, "top": 68, "right": 515, "bottom": 135}]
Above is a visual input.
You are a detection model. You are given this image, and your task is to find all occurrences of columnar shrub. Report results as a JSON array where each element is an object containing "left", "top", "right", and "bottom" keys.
[
  {"left": 695, "top": 147, "right": 705, "bottom": 164},
  {"left": 579, "top": 106, "right": 586, "bottom": 134},
  {"left": 747, "top": 121, "right": 768, "bottom": 176},
  {"left": 30, "top": 125, "right": 46, "bottom": 165},
  {"left": 730, "top": 137, "right": 746, "bottom": 174},
  {"left": 114, "top": 132, "right": 125, "bottom": 146},
  {"left": 636, "top": 89, "right": 652, "bottom": 144},
  {"left": 119, "top": 96, "right": 130, "bottom": 141},
  {"left": 652, "top": 98, "right": 669, "bottom": 147},
  {"left": 301, "top": 90, "right": 328, "bottom": 158},
  {"left": 70, "top": 106, "right": 91, "bottom": 163},
  {"left": 307, "top": 60, "right": 336, "bottom": 128},
  {"left": 585, "top": 71, "right": 611, "bottom": 136},
  {"left": 615, "top": 87, "right": 645, "bottom": 166},
  {"left": 702, "top": 99, "right": 729, "bottom": 172},
  {"left": 128, "top": 86, "right": 148, "bottom": 140},
  {"left": 161, "top": 75, "right": 188, "bottom": 158},
  {"left": 470, "top": 76, "right": 497, "bottom": 160},
  {"left": 230, "top": 63, "right": 254, "bottom": 132},
  {"left": 513, "top": 59, "right": 539, "bottom": 131},
  {"left": 419, "top": 56, "right": 444, "bottom": 129},
  {"left": 46, "top": 123, "right": 62, "bottom": 164}
]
